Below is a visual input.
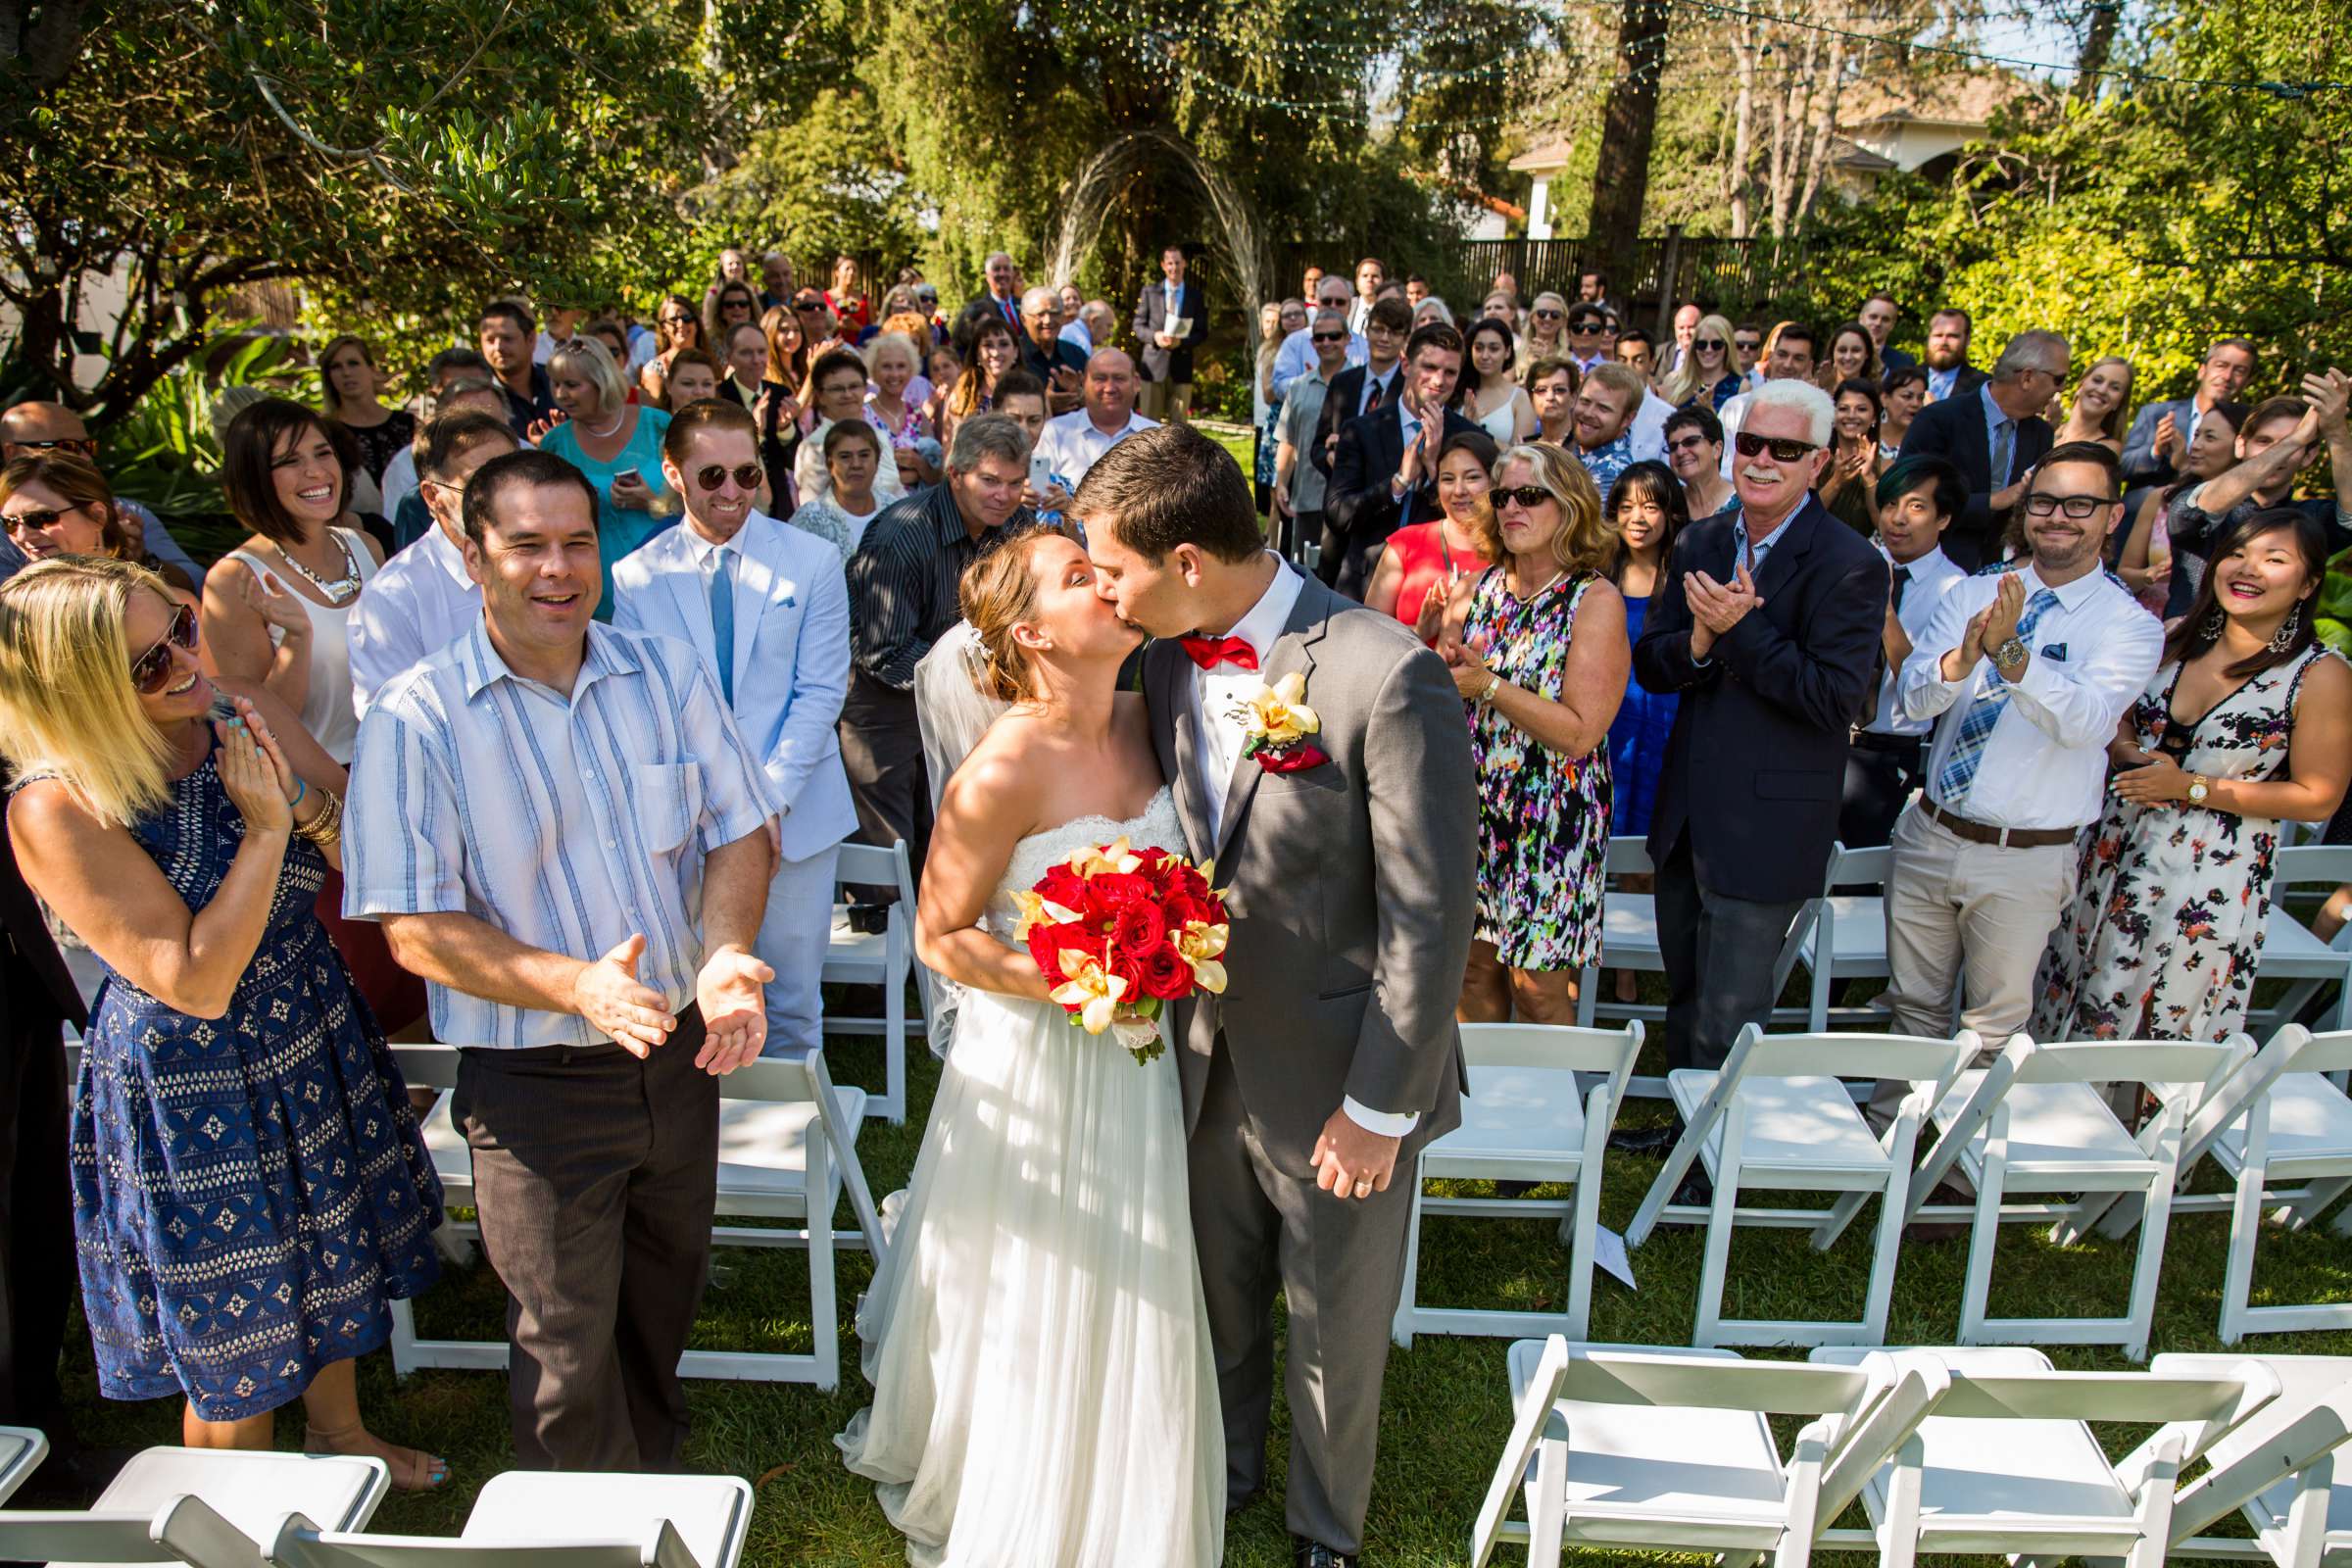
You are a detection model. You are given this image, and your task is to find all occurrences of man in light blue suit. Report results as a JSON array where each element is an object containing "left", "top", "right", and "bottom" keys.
[{"left": 612, "top": 398, "right": 857, "bottom": 1056}]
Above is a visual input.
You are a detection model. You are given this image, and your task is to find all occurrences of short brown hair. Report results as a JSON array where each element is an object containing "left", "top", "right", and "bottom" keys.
[
  {"left": 220, "top": 398, "right": 347, "bottom": 546},
  {"left": 959, "top": 521, "right": 1085, "bottom": 703},
  {"left": 0, "top": 453, "right": 128, "bottom": 556},
  {"left": 1367, "top": 295, "right": 1414, "bottom": 336},
  {"left": 1522, "top": 354, "right": 1582, "bottom": 395},
  {"left": 661, "top": 396, "right": 758, "bottom": 466},
  {"left": 1071, "top": 423, "right": 1260, "bottom": 564},
  {"left": 416, "top": 410, "right": 517, "bottom": 485}
]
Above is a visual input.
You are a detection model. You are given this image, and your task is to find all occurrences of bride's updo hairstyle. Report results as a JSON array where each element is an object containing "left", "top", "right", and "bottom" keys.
[{"left": 959, "top": 520, "right": 1086, "bottom": 703}]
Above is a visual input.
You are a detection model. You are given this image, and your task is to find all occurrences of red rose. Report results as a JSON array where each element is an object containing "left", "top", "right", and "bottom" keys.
[
  {"left": 1092, "top": 869, "right": 1155, "bottom": 912},
  {"left": 1160, "top": 889, "right": 1205, "bottom": 930},
  {"left": 1027, "top": 920, "right": 1101, "bottom": 981},
  {"left": 1106, "top": 945, "right": 1147, "bottom": 1001},
  {"left": 1112, "top": 899, "right": 1167, "bottom": 955},
  {"left": 1256, "top": 743, "right": 1330, "bottom": 775},
  {"left": 1138, "top": 942, "right": 1194, "bottom": 1001}
]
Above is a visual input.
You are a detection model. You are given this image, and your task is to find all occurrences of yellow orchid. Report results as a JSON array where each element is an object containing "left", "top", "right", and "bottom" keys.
[
  {"left": 1065, "top": 836, "right": 1145, "bottom": 877},
  {"left": 1050, "top": 952, "right": 1129, "bottom": 1034},
  {"left": 1008, "top": 889, "right": 1082, "bottom": 940},
  {"left": 1234, "top": 671, "right": 1321, "bottom": 749},
  {"left": 1175, "top": 920, "right": 1231, "bottom": 995}
]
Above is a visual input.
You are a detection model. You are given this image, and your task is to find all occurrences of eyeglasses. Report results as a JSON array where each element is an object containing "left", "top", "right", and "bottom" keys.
[
  {"left": 1693, "top": 339, "right": 1726, "bottom": 352},
  {"left": 694, "top": 463, "right": 765, "bottom": 492},
  {"left": 1310, "top": 330, "right": 1348, "bottom": 343},
  {"left": 5, "top": 436, "right": 96, "bottom": 457},
  {"left": 1666, "top": 433, "right": 1711, "bottom": 454},
  {"left": 2023, "top": 492, "right": 2113, "bottom": 518},
  {"left": 129, "top": 601, "right": 198, "bottom": 696},
  {"left": 2, "top": 506, "right": 74, "bottom": 536},
  {"left": 1734, "top": 431, "right": 1819, "bottom": 462},
  {"left": 1494, "top": 484, "right": 1555, "bottom": 511}
]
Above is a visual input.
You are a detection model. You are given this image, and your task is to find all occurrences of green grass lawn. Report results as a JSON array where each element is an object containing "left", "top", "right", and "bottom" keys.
[{"left": 50, "top": 996, "right": 2352, "bottom": 1566}]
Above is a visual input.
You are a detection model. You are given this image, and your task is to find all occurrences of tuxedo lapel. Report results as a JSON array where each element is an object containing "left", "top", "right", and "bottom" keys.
[
  {"left": 661, "top": 534, "right": 719, "bottom": 672},
  {"left": 1214, "top": 588, "right": 1329, "bottom": 864},
  {"left": 1155, "top": 647, "right": 1213, "bottom": 861},
  {"left": 732, "top": 526, "right": 777, "bottom": 698}
]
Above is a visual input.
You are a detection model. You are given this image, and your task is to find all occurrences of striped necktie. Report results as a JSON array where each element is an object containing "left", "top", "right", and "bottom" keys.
[{"left": 1933, "top": 585, "right": 2061, "bottom": 807}]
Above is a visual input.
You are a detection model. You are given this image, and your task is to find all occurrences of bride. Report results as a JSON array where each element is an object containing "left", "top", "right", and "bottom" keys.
[{"left": 835, "top": 523, "right": 1225, "bottom": 1566}]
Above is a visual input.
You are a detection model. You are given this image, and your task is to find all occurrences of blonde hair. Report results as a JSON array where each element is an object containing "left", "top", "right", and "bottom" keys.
[
  {"left": 548, "top": 335, "right": 629, "bottom": 416},
  {"left": 0, "top": 557, "right": 184, "bottom": 827},
  {"left": 1658, "top": 313, "right": 1737, "bottom": 407},
  {"left": 1492, "top": 442, "right": 1613, "bottom": 575},
  {"left": 957, "top": 522, "right": 1084, "bottom": 704}
]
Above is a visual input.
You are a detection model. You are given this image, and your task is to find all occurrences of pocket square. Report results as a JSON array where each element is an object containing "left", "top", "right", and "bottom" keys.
[{"left": 2039, "top": 642, "right": 2067, "bottom": 661}]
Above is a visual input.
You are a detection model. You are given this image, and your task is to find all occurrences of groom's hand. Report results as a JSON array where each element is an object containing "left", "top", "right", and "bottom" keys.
[{"left": 1312, "top": 1108, "right": 1401, "bottom": 1200}]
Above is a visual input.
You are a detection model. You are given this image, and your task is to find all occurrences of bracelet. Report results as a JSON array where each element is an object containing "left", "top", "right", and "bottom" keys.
[
  {"left": 291, "top": 777, "right": 307, "bottom": 808},
  {"left": 294, "top": 788, "right": 344, "bottom": 848}
]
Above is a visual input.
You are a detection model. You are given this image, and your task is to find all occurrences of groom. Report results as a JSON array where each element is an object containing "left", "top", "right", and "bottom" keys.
[{"left": 1078, "top": 424, "right": 1477, "bottom": 1567}]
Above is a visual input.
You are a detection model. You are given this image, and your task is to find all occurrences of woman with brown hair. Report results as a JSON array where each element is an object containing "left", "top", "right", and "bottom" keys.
[
  {"left": 942, "top": 314, "right": 1020, "bottom": 447},
  {"left": 0, "top": 452, "right": 197, "bottom": 596},
  {"left": 317, "top": 335, "right": 415, "bottom": 490},
  {"left": 638, "top": 292, "right": 706, "bottom": 404}
]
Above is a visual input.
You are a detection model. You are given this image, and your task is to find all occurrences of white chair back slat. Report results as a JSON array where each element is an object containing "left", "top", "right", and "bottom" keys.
[
  {"left": 2012, "top": 1039, "right": 2241, "bottom": 1088},
  {"left": 1553, "top": 1347, "right": 1878, "bottom": 1417},
  {"left": 1931, "top": 1368, "right": 2252, "bottom": 1426}
]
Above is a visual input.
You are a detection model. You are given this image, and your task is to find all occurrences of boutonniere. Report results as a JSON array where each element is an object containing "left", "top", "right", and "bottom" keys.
[{"left": 1231, "top": 671, "right": 1329, "bottom": 774}]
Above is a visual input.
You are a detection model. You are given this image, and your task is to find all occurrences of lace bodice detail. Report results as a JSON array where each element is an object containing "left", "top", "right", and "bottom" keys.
[{"left": 983, "top": 787, "right": 1186, "bottom": 944}]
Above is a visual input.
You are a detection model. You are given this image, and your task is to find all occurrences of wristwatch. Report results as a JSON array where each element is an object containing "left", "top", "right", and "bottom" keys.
[
  {"left": 2187, "top": 774, "right": 2212, "bottom": 805},
  {"left": 1991, "top": 635, "right": 2029, "bottom": 674}
]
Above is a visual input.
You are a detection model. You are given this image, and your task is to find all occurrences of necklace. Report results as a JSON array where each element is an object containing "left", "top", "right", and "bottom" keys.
[
  {"left": 1512, "top": 560, "right": 1569, "bottom": 602},
  {"left": 276, "top": 529, "right": 363, "bottom": 605},
  {"left": 578, "top": 408, "right": 625, "bottom": 440}
]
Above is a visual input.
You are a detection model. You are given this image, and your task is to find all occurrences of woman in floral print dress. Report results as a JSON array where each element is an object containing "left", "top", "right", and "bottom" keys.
[
  {"left": 1444, "top": 441, "right": 1629, "bottom": 1024},
  {"left": 2034, "top": 508, "right": 2352, "bottom": 1043}
]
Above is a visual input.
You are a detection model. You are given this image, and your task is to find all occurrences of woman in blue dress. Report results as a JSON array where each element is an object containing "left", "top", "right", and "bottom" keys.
[
  {"left": 0, "top": 558, "right": 445, "bottom": 1486},
  {"left": 1602, "top": 462, "right": 1689, "bottom": 1005}
]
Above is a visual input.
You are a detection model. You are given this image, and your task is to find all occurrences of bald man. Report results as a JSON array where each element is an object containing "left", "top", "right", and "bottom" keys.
[
  {"left": 1033, "top": 347, "right": 1158, "bottom": 491},
  {"left": 0, "top": 402, "right": 206, "bottom": 589},
  {"left": 1016, "top": 286, "right": 1088, "bottom": 413}
]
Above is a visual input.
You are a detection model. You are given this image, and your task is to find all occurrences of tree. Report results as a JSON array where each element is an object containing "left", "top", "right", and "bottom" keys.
[{"left": 1585, "top": 0, "right": 1673, "bottom": 268}]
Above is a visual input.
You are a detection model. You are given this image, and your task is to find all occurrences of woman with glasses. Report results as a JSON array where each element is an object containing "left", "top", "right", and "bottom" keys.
[
  {"left": 0, "top": 558, "right": 443, "bottom": 1486},
  {"left": 1443, "top": 445, "right": 1628, "bottom": 1024},
  {"left": 1657, "top": 312, "right": 1741, "bottom": 413},
  {"left": 2034, "top": 508, "right": 2352, "bottom": 1044},
  {"left": 1523, "top": 291, "right": 1570, "bottom": 362},
  {"left": 639, "top": 293, "right": 706, "bottom": 405},
  {"left": 1, "top": 452, "right": 197, "bottom": 597},
  {"left": 535, "top": 337, "right": 675, "bottom": 617},
  {"left": 1817, "top": 376, "right": 1886, "bottom": 537},
  {"left": 1461, "top": 318, "right": 1536, "bottom": 445},
  {"left": 1365, "top": 427, "right": 1499, "bottom": 642},
  {"left": 1879, "top": 365, "right": 1928, "bottom": 461}
]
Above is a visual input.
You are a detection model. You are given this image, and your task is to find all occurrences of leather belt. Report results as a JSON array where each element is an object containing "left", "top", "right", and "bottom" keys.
[
  {"left": 1850, "top": 729, "right": 1925, "bottom": 757},
  {"left": 1922, "top": 798, "right": 2080, "bottom": 849}
]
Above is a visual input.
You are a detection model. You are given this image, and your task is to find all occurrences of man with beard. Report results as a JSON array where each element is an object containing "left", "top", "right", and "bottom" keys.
[{"left": 1921, "top": 308, "right": 1985, "bottom": 404}]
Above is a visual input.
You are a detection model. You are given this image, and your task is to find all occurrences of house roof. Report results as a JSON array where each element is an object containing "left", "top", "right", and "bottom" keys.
[
  {"left": 1506, "top": 133, "right": 1573, "bottom": 174},
  {"left": 1836, "top": 69, "right": 2034, "bottom": 131}
]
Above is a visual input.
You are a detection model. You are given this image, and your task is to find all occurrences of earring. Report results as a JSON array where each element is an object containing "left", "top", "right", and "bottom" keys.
[
  {"left": 2201, "top": 607, "right": 2226, "bottom": 640},
  {"left": 2271, "top": 604, "right": 2302, "bottom": 653}
]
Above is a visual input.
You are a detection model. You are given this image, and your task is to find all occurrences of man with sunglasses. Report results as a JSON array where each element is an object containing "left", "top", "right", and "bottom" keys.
[
  {"left": 1896, "top": 329, "right": 2067, "bottom": 569},
  {"left": 1634, "top": 378, "right": 1888, "bottom": 1090},
  {"left": 1877, "top": 442, "right": 2161, "bottom": 1114},
  {"left": 1271, "top": 275, "right": 1365, "bottom": 400},
  {"left": 0, "top": 401, "right": 206, "bottom": 589},
  {"left": 1563, "top": 302, "right": 1611, "bottom": 375},
  {"left": 614, "top": 398, "right": 856, "bottom": 1060}
]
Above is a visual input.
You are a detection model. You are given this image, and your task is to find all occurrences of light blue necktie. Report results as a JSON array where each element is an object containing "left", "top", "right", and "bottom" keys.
[
  {"left": 710, "top": 548, "right": 737, "bottom": 706},
  {"left": 1934, "top": 585, "right": 2061, "bottom": 807}
]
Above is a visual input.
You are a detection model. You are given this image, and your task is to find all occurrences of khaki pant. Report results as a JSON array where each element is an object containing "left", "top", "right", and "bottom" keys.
[
  {"left": 1139, "top": 379, "right": 1192, "bottom": 423},
  {"left": 1870, "top": 804, "right": 2079, "bottom": 1124}
]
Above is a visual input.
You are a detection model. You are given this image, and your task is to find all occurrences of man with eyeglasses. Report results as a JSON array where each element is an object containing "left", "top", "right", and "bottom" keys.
[
  {"left": 1015, "top": 286, "right": 1088, "bottom": 415},
  {"left": 1312, "top": 295, "right": 1413, "bottom": 482},
  {"left": 1272, "top": 308, "right": 1353, "bottom": 564},
  {"left": 349, "top": 408, "right": 514, "bottom": 719},
  {"left": 1896, "top": 329, "right": 2068, "bottom": 569},
  {"left": 1634, "top": 378, "right": 1887, "bottom": 1091},
  {"left": 1270, "top": 275, "right": 1366, "bottom": 400},
  {"left": 1563, "top": 302, "right": 1611, "bottom": 375},
  {"left": 614, "top": 397, "right": 856, "bottom": 1060},
  {"left": 1878, "top": 442, "right": 2161, "bottom": 1109},
  {"left": 0, "top": 401, "right": 207, "bottom": 589}
]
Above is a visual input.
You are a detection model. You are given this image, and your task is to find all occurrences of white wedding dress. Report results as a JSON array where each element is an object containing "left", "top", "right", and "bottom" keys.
[{"left": 835, "top": 785, "right": 1226, "bottom": 1567}]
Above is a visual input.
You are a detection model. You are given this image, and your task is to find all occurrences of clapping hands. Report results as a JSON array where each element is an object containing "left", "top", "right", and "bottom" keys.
[{"left": 1685, "top": 563, "right": 1763, "bottom": 658}]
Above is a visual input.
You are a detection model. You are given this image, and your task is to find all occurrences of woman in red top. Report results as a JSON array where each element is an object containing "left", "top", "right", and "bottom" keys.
[
  {"left": 1364, "top": 426, "right": 1499, "bottom": 644},
  {"left": 826, "top": 255, "right": 872, "bottom": 333}
]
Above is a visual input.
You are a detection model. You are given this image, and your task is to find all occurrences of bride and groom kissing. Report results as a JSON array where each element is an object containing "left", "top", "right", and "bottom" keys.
[{"left": 834, "top": 423, "right": 1479, "bottom": 1567}]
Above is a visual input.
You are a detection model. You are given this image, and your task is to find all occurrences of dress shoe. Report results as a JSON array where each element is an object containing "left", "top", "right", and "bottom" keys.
[
  {"left": 1292, "top": 1538, "right": 1357, "bottom": 1568},
  {"left": 1672, "top": 1168, "right": 1713, "bottom": 1207},
  {"left": 1226, "top": 1487, "right": 1262, "bottom": 1518},
  {"left": 1608, "top": 1123, "right": 1679, "bottom": 1156}
]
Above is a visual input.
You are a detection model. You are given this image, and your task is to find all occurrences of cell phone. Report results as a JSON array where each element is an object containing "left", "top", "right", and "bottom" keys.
[{"left": 1029, "top": 452, "right": 1055, "bottom": 495}]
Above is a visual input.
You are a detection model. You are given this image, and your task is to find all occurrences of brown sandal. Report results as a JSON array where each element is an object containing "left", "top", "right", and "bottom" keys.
[{"left": 304, "top": 1422, "right": 451, "bottom": 1492}]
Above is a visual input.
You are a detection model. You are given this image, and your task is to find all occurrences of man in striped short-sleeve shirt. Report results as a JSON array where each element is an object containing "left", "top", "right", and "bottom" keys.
[{"left": 345, "top": 448, "right": 778, "bottom": 1471}]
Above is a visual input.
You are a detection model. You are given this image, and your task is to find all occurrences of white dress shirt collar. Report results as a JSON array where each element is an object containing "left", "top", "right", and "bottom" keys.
[{"left": 676, "top": 512, "right": 759, "bottom": 566}]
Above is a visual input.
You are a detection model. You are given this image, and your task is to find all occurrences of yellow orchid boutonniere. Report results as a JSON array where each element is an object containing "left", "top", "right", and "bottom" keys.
[{"left": 1229, "top": 671, "right": 1332, "bottom": 775}]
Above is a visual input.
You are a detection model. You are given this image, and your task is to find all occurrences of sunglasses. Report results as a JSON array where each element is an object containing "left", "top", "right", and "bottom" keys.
[
  {"left": 1734, "top": 339, "right": 1761, "bottom": 352},
  {"left": 2, "top": 506, "right": 74, "bottom": 535},
  {"left": 1310, "top": 330, "right": 1348, "bottom": 343},
  {"left": 1569, "top": 323, "right": 1604, "bottom": 336},
  {"left": 1532, "top": 309, "right": 1563, "bottom": 320},
  {"left": 1495, "top": 485, "right": 1554, "bottom": 511},
  {"left": 1734, "top": 431, "right": 1819, "bottom": 462},
  {"left": 793, "top": 300, "right": 826, "bottom": 313},
  {"left": 6, "top": 436, "right": 96, "bottom": 457},
  {"left": 130, "top": 601, "right": 198, "bottom": 695},
  {"left": 1693, "top": 338, "right": 1726, "bottom": 352},
  {"left": 695, "top": 463, "right": 765, "bottom": 492}
]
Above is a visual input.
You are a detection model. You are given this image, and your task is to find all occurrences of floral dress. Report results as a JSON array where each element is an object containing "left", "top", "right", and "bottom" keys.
[
  {"left": 1464, "top": 566, "right": 1611, "bottom": 970},
  {"left": 2033, "top": 646, "right": 2334, "bottom": 1043}
]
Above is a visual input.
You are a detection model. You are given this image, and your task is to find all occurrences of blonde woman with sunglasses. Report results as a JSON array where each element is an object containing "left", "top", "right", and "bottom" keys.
[{"left": 0, "top": 557, "right": 446, "bottom": 1489}]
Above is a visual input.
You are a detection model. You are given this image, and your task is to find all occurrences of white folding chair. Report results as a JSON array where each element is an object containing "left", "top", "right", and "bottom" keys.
[
  {"left": 1470, "top": 1336, "right": 1949, "bottom": 1568},
  {"left": 391, "top": 1044, "right": 885, "bottom": 1390},
  {"left": 1811, "top": 1345, "right": 2271, "bottom": 1568},
  {"left": 1793, "top": 845, "right": 1893, "bottom": 1032},
  {"left": 1912, "top": 1037, "right": 2238, "bottom": 1358},
  {"left": 2154, "top": 1353, "right": 2352, "bottom": 1565},
  {"left": 0, "top": 1448, "right": 388, "bottom": 1567},
  {"left": 823, "top": 838, "right": 923, "bottom": 1119},
  {"left": 1623, "top": 1024, "right": 1978, "bottom": 1348},
  {"left": 266, "top": 1471, "right": 756, "bottom": 1568},
  {"left": 0, "top": 1425, "right": 47, "bottom": 1507},
  {"left": 2253, "top": 846, "right": 2352, "bottom": 1035},
  {"left": 1391, "top": 1022, "right": 1642, "bottom": 1348}
]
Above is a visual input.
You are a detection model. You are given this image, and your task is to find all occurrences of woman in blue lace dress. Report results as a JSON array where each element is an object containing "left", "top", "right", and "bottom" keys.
[{"left": 0, "top": 559, "right": 444, "bottom": 1485}]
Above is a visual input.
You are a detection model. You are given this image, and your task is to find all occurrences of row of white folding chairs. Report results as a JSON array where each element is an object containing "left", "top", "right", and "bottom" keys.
[
  {"left": 822, "top": 837, "right": 927, "bottom": 1123},
  {"left": 0, "top": 1439, "right": 754, "bottom": 1568},
  {"left": 389, "top": 1041, "right": 887, "bottom": 1391},
  {"left": 1396, "top": 1020, "right": 2352, "bottom": 1358},
  {"left": 1476, "top": 1338, "right": 2352, "bottom": 1568},
  {"left": 1577, "top": 837, "right": 2352, "bottom": 1044}
]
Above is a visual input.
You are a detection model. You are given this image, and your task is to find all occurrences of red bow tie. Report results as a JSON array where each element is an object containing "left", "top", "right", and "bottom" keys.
[{"left": 1178, "top": 634, "right": 1258, "bottom": 671}]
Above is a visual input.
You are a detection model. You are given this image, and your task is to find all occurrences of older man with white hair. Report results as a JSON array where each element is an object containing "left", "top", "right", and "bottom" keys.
[
  {"left": 1269, "top": 273, "right": 1367, "bottom": 400},
  {"left": 1016, "top": 285, "right": 1088, "bottom": 413},
  {"left": 1033, "top": 347, "right": 1157, "bottom": 492},
  {"left": 968, "top": 251, "right": 1021, "bottom": 331},
  {"left": 1634, "top": 376, "right": 1890, "bottom": 1083}
]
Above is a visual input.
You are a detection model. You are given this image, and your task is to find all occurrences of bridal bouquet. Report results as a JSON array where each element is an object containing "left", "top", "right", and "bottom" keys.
[{"left": 1010, "top": 838, "right": 1231, "bottom": 1063}]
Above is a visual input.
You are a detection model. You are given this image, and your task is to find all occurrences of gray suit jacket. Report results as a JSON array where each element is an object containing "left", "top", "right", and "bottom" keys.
[{"left": 1147, "top": 569, "right": 1476, "bottom": 1165}]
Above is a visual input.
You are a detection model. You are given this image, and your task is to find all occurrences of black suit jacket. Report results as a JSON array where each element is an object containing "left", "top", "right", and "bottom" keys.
[
  {"left": 1634, "top": 497, "right": 1889, "bottom": 905},
  {"left": 1132, "top": 280, "right": 1208, "bottom": 383},
  {"left": 1310, "top": 363, "right": 1403, "bottom": 479},
  {"left": 1879, "top": 345, "right": 1918, "bottom": 374},
  {"left": 1324, "top": 405, "right": 1482, "bottom": 598},
  {"left": 0, "top": 821, "right": 84, "bottom": 1038},
  {"left": 1896, "top": 389, "right": 2053, "bottom": 569}
]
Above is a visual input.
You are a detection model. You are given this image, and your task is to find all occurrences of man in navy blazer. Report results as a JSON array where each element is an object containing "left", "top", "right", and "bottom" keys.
[
  {"left": 612, "top": 398, "right": 858, "bottom": 1056},
  {"left": 1896, "top": 330, "right": 2070, "bottom": 570},
  {"left": 1324, "top": 320, "right": 1479, "bottom": 598},
  {"left": 2119, "top": 336, "right": 2260, "bottom": 493},
  {"left": 1635, "top": 379, "right": 1888, "bottom": 1072},
  {"left": 1133, "top": 243, "right": 1209, "bottom": 424}
]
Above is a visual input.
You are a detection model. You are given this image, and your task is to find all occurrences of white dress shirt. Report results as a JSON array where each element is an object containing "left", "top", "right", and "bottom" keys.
[
  {"left": 1630, "top": 388, "right": 1674, "bottom": 463},
  {"left": 1188, "top": 557, "right": 1416, "bottom": 1137},
  {"left": 1898, "top": 564, "right": 2165, "bottom": 829},
  {"left": 1865, "top": 545, "right": 1967, "bottom": 736},
  {"left": 793, "top": 413, "right": 909, "bottom": 512},
  {"left": 379, "top": 446, "right": 420, "bottom": 523},
  {"left": 1033, "top": 407, "right": 1159, "bottom": 491},
  {"left": 348, "top": 523, "right": 480, "bottom": 720}
]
